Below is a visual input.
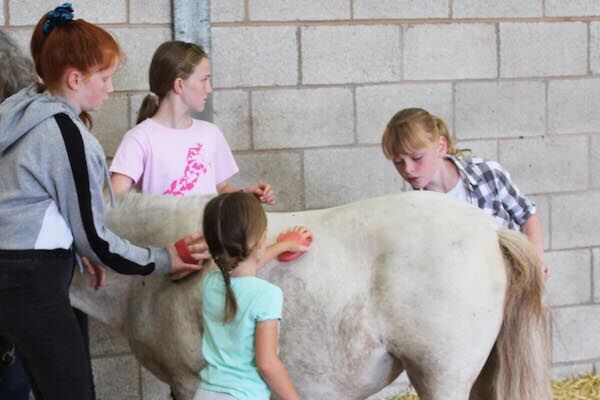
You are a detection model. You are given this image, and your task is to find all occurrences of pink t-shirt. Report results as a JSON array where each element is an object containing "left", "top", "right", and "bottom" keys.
[{"left": 110, "top": 118, "right": 239, "bottom": 196}]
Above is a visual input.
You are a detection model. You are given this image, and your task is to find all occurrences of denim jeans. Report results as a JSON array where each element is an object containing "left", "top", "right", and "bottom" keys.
[{"left": 0, "top": 249, "right": 94, "bottom": 400}]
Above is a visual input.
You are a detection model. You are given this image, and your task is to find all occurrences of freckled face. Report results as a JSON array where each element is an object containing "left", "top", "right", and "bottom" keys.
[{"left": 78, "top": 62, "right": 117, "bottom": 112}]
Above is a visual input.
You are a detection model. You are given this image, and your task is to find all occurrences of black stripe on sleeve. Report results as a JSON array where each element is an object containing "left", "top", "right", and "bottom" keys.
[{"left": 54, "top": 113, "right": 155, "bottom": 275}]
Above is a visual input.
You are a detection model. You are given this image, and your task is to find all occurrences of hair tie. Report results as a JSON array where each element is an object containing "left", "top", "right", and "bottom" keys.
[{"left": 44, "top": 3, "right": 74, "bottom": 33}]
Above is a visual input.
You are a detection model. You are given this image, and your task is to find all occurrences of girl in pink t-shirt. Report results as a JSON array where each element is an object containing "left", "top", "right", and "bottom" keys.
[{"left": 110, "top": 41, "right": 275, "bottom": 203}]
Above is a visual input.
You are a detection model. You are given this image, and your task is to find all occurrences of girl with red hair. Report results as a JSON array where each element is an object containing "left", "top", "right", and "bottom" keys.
[{"left": 0, "top": 4, "right": 205, "bottom": 399}]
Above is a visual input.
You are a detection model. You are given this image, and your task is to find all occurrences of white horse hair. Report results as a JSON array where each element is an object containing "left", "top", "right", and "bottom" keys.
[{"left": 70, "top": 191, "right": 551, "bottom": 400}]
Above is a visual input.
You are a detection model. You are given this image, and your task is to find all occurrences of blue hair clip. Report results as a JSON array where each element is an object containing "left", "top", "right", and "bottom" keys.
[{"left": 43, "top": 3, "right": 74, "bottom": 34}]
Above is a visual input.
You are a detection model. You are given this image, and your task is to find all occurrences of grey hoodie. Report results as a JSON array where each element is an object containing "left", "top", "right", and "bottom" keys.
[{"left": 0, "top": 85, "right": 170, "bottom": 276}]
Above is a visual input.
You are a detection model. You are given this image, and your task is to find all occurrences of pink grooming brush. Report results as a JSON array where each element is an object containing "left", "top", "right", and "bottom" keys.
[
  {"left": 174, "top": 239, "right": 196, "bottom": 264},
  {"left": 276, "top": 231, "right": 312, "bottom": 262}
]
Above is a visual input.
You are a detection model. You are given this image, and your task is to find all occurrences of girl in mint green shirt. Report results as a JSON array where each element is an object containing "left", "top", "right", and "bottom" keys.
[{"left": 195, "top": 192, "right": 312, "bottom": 400}]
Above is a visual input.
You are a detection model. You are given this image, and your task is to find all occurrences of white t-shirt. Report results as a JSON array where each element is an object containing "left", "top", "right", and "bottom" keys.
[
  {"left": 110, "top": 118, "right": 239, "bottom": 196},
  {"left": 446, "top": 178, "right": 468, "bottom": 202}
]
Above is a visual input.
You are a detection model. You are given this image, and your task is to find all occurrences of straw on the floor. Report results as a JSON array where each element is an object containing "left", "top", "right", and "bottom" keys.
[{"left": 388, "top": 374, "right": 600, "bottom": 400}]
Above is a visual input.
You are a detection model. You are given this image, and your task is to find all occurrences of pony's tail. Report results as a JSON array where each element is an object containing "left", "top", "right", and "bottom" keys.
[{"left": 493, "top": 229, "right": 552, "bottom": 400}]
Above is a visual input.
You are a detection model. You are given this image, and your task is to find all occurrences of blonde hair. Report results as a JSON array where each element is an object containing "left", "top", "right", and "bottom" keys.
[
  {"left": 137, "top": 41, "right": 208, "bottom": 124},
  {"left": 202, "top": 192, "right": 267, "bottom": 323},
  {"left": 381, "top": 108, "right": 469, "bottom": 160}
]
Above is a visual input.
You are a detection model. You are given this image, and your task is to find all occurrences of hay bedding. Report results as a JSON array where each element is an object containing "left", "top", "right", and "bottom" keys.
[
  {"left": 388, "top": 374, "right": 600, "bottom": 400},
  {"left": 551, "top": 374, "right": 600, "bottom": 400}
]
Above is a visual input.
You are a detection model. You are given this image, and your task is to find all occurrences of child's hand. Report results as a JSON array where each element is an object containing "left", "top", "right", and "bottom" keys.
[
  {"left": 82, "top": 256, "right": 106, "bottom": 290},
  {"left": 175, "top": 231, "right": 211, "bottom": 263},
  {"left": 245, "top": 182, "right": 276, "bottom": 205},
  {"left": 278, "top": 226, "right": 312, "bottom": 253},
  {"left": 168, "top": 247, "right": 203, "bottom": 280},
  {"left": 169, "top": 231, "right": 210, "bottom": 280},
  {"left": 260, "top": 226, "right": 313, "bottom": 266}
]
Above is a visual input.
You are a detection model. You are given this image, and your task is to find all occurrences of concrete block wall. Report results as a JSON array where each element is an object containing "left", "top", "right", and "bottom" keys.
[
  {"left": 209, "top": 3, "right": 600, "bottom": 386},
  {"left": 2, "top": 0, "right": 599, "bottom": 398}
]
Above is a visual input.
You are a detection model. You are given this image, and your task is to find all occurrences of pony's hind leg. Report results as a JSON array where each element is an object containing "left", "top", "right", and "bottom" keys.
[
  {"left": 405, "top": 367, "right": 472, "bottom": 400},
  {"left": 402, "top": 353, "right": 490, "bottom": 400},
  {"left": 468, "top": 346, "right": 498, "bottom": 400}
]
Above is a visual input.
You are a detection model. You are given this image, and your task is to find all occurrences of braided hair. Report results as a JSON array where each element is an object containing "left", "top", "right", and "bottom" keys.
[{"left": 202, "top": 192, "right": 267, "bottom": 322}]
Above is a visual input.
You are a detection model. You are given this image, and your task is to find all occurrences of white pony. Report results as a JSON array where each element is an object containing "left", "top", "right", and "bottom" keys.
[{"left": 70, "top": 191, "right": 551, "bottom": 400}]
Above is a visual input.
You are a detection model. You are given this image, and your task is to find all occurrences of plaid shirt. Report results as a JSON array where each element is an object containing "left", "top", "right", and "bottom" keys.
[{"left": 446, "top": 155, "right": 536, "bottom": 231}]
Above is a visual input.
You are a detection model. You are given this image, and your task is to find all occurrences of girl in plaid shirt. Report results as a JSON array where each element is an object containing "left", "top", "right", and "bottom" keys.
[{"left": 381, "top": 107, "right": 548, "bottom": 277}]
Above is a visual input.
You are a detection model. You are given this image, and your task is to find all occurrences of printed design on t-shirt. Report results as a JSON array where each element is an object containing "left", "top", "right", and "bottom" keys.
[{"left": 164, "top": 143, "right": 209, "bottom": 196}]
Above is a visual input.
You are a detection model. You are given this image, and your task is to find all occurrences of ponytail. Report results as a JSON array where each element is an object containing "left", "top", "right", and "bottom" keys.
[
  {"left": 434, "top": 116, "right": 470, "bottom": 157},
  {"left": 136, "top": 94, "right": 160, "bottom": 124}
]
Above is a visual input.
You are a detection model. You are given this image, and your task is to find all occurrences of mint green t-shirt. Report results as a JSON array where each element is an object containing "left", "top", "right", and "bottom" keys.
[{"left": 199, "top": 270, "right": 283, "bottom": 400}]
